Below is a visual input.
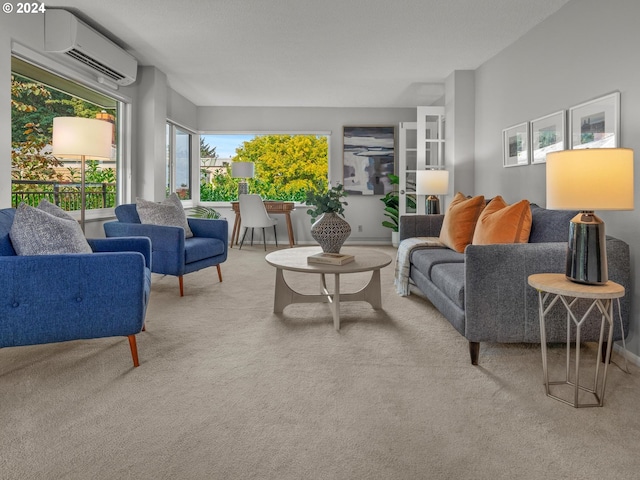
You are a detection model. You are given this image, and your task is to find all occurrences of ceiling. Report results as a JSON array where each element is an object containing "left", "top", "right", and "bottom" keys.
[{"left": 46, "top": 0, "right": 571, "bottom": 108}]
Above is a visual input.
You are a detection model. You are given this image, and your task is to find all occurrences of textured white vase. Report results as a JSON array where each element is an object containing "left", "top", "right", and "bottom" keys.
[{"left": 310, "top": 212, "right": 351, "bottom": 253}]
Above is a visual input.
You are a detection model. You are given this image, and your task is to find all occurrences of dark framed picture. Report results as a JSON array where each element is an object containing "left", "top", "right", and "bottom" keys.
[
  {"left": 502, "top": 122, "right": 529, "bottom": 167},
  {"left": 569, "top": 92, "right": 620, "bottom": 149},
  {"left": 530, "top": 110, "right": 565, "bottom": 164},
  {"left": 343, "top": 126, "right": 395, "bottom": 195}
]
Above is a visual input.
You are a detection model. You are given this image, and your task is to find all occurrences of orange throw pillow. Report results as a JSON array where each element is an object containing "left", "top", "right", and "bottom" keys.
[
  {"left": 472, "top": 196, "right": 532, "bottom": 245},
  {"left": 439, "top": 192, "right": 486, "bottom": 253}
]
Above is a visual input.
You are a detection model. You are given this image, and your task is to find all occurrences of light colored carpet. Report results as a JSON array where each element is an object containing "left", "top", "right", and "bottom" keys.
[{"left": 2, "top": 245, "right": 640, "bottom": 480}]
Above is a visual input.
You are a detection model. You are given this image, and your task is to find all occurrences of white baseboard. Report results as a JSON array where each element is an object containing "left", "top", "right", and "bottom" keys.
[{"left": 614, "top": 342, "right": 640, "bottom": 367}]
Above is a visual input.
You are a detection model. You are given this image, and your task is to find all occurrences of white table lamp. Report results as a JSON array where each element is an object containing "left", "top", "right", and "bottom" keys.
[
  {"left": 52, "top": 117, "right": 113, "bottom": 232},
  {"left": 231, "top": 162, "right": 255, "bottom": 196},
  {"left": 416, "top": 169, "right": 449, "bottom": 214},
  {"left": 546, "top": 148, "right": 634, "bottom": 285}
]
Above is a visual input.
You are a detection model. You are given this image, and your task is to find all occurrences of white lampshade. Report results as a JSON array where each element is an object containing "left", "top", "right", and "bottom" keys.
[
  {"left": 546, "top": 148, "right": 634, "bottom": 211},
  {"left": 52, "top": 117, "right": 112, "bottom": 159},
  {"left": 231, "top": 162, "right": 255, "bottom": 178},
  {"left": 416, "top": 169, "right": 449, "bottom": 195}
]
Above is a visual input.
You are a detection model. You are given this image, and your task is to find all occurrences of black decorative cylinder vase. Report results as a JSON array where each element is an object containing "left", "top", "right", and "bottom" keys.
[{"left": 311, "top": 212, "right": 351, "bottom": 253}]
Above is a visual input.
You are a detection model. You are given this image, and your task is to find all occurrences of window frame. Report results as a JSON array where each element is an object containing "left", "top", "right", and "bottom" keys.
[
  {"left": 9, "top": 43, "right": 133, "bottom": 219},
  {"left": 166, "top": 121, "right": 197, "bottom": 204},
  {"left": 198, "top": 130, "right": 332, "bottom": 207}
]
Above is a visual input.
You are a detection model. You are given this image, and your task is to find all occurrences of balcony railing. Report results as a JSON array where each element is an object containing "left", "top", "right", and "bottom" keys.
[{"left": 11, "top": 180, "right": 116, "bottom": 210}]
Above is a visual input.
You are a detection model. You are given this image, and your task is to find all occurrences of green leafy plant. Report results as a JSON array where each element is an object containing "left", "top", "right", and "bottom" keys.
[
  {"left": 189, "top": 205, "right": 222, "bottom": 219},
  {"left": 380, "top": 174, "right": 416, "bottom": 232},
  {"left": 305, "top": 183, "right": 348, "bottom": 223},
  {"left": 380, "top": 174, "right": 400, "bottom": 232}
]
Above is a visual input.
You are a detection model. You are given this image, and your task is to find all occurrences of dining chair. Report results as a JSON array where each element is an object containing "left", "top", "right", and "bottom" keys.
[{"left": 238, "top": 194, "right": 278, "bottom": 250}]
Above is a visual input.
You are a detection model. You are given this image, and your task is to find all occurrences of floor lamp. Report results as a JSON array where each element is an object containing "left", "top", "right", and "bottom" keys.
[
  {"left": 231, "top": 162, "right": 255, "bottom": 197},
  {"left": 546, "top": 148, "right": 634, "bottom": 285},
  {"left": 52, "top": 117, "right": 113, "bottom": 232},
  {"left": 416, "top": 169, "right": 449, "bottom": 214}
]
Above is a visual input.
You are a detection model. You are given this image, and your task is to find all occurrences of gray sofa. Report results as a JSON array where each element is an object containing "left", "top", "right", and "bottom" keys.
[{"left": 399, "top": 205, "right": 631, "bottom": 365}]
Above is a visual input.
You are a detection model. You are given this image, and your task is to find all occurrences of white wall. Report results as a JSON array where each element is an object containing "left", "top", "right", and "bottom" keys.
[
  {"left": 474, "top": 0, "right": 640, "bottom": 357},
  {"left": 197, "top": 106, "right": 415, "bottom": 245}
]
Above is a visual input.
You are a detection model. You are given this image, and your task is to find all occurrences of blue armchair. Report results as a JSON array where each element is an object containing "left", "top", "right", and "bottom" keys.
[
  {"left": 104, "top": 204, "right": 228, "bottom": 296},
  {"left": 0, "top": 208, "right": 151, "bottom": 368}
]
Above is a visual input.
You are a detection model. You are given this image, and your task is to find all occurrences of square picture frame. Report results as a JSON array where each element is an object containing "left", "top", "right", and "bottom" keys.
[
  {"left": 342, "top": 126, "right": 395, "bottom": 195},
  {"left": 502, "top": 122, "right": 529, "bottom": 167},
  {"left": 569, "top": 92, "right": 620, "bottom": 149},
  {"left": 530, "top": 110, "right": 565, "bottom": 164}
]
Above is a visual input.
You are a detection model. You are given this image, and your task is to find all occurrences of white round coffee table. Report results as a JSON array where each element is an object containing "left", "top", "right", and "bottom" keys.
[{"left": 265, "top": 246, "right": 392, "bottom": 330}]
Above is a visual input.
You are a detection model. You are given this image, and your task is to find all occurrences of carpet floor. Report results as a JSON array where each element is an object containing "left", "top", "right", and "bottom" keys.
[{"left": 2, "top": 245, "right": 640, "bottom": 479}]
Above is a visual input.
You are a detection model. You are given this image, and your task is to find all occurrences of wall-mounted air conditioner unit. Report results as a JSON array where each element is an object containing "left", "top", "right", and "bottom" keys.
[{"left": 44, "top": 9, "right": 138, "bottom": 86}]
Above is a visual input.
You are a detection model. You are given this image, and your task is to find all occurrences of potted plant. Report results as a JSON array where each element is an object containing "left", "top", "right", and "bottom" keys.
[{"left": 305, "top": 183, "right": 350, "bottom": 253}]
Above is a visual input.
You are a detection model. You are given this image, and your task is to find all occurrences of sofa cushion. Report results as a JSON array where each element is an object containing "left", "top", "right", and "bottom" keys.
[
  {"left": 430, "top": 263, "right": 465, "bottom": 310},
  {"left": 472, "top": 196, "right": 532, "bottom": 245},
  {"left": 410, "top": 248, "right": 464, "bottom": 281},
  {"left": 0, "top": 208, "right": 17, "bottom": 256},
  {"left": 115, "top": 204, "right": 141, "bottom": 223},
  {"left": 136, "top": 193, "right": 193, "bottom": 238},
  {"left": 529, "top": 204, "right": 578, "bottom": 243},
  {"left": 439, "top": 192, "right": 485, "bottom": 253},
  {"left": 185, "top": 237, "right": 226, "bottom": 264},
  {"left": 9, "top": 202, "right": 92, "bottom": 256}
]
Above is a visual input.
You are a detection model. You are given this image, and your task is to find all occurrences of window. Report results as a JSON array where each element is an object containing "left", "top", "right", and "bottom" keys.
[
  {"left": 200, "top": 133, "right": 329, "bottom": 202},
  {"left": 10, "top": 56, "right": 121, "bottom": 214},
  {"left": 166, "top": 122, "right": 193, "bottom": 200}
]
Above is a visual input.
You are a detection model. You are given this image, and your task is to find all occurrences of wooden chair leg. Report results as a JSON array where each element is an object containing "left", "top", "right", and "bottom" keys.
[
  {"left": 179, "top": 275, "right": 184, "bottom": 297},
  {"left": 142, "top": 323, "right": 146, "bottom": 332},
  {"left": 239, "top": 228, "right": 248, "bottom": 249},
  {"left": 216, "top": 264, "right": 222, "bottom": 282},
  {"left": 128, "top": 335, "right": 140, "bottom": 367},
  {"left": 262, "top": 227, "right": 267, "bottom": 251},
  {"left": 273, "top": 225, "right": 278, "bottom": 248}
]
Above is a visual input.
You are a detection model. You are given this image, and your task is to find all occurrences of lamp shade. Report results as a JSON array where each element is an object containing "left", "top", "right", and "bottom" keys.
[
  {"left": 546, "top": 148, "right": 634, "bottom": 211},
  {"left": 416, "top": 170, "right": 449, "bottom": 195},
  {"left": 231, "top": 162, "right": 255, "bottom": 178},
  {"left": 52, "top": 117, "right": 112, "bottom": 159}
]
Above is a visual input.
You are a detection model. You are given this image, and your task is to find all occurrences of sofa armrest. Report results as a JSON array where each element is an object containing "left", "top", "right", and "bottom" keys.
[
  {"left": 399, "top": 215, "right": 444, "bottom": 241},
  {"left": 464, "top": 238, "right": 630, "bottom": 343},
  {"left": 88, "top": 237, "right": 152, "bottom": 268},
  {"left": 187, "top": 217, "right": 228, "bottom": 244},
  {"left": 464, "top": 242, "right": 569, "bottom": 342}
]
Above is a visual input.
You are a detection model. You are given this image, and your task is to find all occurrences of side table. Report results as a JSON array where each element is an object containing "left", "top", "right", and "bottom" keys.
[{"left": 528, "top": 273, "right": 624, "bottom": 408}]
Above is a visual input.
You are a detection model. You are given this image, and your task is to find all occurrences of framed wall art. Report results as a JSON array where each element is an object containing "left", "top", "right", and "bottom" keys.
[
  {"left": 530, "top": 110, "right": 565, "bottom": 164},
  {"left": 502, "top": 122, "right": 529, "bottom": 167},
  {"left": 342, "top": 126, "right": 395, "bottom": 195},
  {"left": 569, "top": 92, "right": 620, "bottom": 149}
]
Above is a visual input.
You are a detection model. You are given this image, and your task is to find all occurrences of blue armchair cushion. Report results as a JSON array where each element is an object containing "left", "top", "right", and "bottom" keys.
[
  {"left": 136, "top": 193, "right": 193, "bottom": 238},
  {"left": 185, "top": 237, "right": 226, "bottom": 264},
  {"left": 9, "top": 202, "right": 92, "bottom": 255}
]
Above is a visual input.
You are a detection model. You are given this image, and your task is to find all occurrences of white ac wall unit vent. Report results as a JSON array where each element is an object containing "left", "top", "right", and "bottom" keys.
[{"left": 44, "top": 9, "right": 137, "bottom": 86}]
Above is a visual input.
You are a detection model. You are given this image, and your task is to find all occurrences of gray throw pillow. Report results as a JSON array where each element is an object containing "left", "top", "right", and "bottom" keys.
[
  {"left": 136, "top": 193, "right": 193, "bottom": 238},
  {"left": 9, "top": 202, "right": 93, "bottom": 255}
]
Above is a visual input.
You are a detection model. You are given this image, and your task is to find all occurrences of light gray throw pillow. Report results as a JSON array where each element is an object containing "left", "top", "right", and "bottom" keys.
[
  {"left": 9, "top": 200, "right": 92, "bottom": 255},
  {"left": 136, "top": 192, "right": 193, "bottom": 238}
]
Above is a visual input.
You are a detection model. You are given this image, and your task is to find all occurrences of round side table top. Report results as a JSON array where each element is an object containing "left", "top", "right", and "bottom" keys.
[
  {"left": 265, "top": 246, "right": 392, "bottom": 274},
  {"left": 528, "top": 273, "right": 624, "bottom": 299}
]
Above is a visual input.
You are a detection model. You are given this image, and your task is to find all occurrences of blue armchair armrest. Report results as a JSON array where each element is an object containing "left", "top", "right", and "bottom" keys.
[
  {"left": 187, "top": 217, "right": 228, "bottom": 244},
  {"left": 88, "top": 237, "right": 152, "bottom": 268},
  {"left": 0, "top": 252, "right": 148, "bottom": 348},
  {"left": 104, "top": 221, "right": 185, "bottom": 253}
]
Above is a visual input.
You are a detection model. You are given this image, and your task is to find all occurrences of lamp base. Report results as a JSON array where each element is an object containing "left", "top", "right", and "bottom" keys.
[
  {"left": 426, "top": 195, "right": 440, "bottom": 215},
  {"left": 238, "top": 181, "right": 249, "bottom": 196},
  {"left": 566, "top": 211, "right": 607, "bottom": 285}
]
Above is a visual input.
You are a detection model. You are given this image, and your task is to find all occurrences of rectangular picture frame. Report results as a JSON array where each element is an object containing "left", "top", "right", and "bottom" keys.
[
  {"left": 502, "top": 122, "right": 529, "bottom": 167},
  {"left": 530, "top": 110, "right": 565, "bottom": 164},
  {"left": 343, "top": 126, "right": 395, "bottom": 195},
  {"left": 569, "top": 92, "right": 620, "bottom": 149}
]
